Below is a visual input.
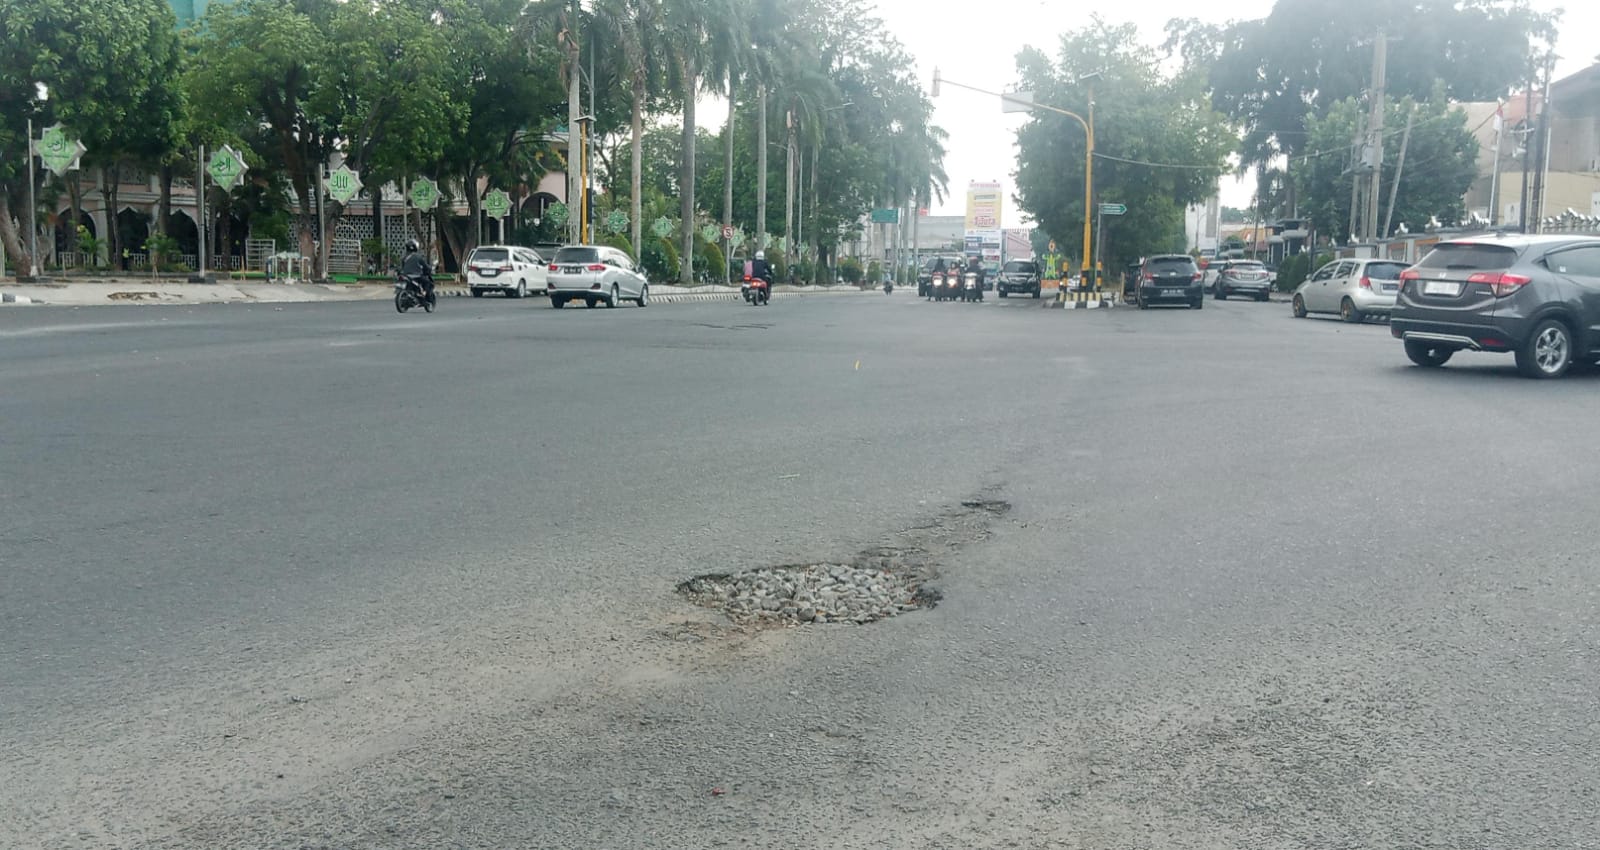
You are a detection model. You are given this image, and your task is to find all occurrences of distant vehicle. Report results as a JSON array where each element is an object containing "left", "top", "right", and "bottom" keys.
[
  {"left": 1291, "top": 258, "right": 1409, "bottom": 322},
  {"left": 1136, "top": 254, "right": 1204, "bottom": 310},
  {"left": 1212, "top": 259, "right": 1273, "bottom": 301},
  {"left": 1390, "top": 234, "right": 1600, "bottom": 378},
  {"left": 545, "top": 245, "right": 649, "bottom": 308},
  {"left": 981, "top": 261, "right": 1000, "bottom": 291},
  {"left": 466, "top": 245, "right": 546, "bottom": 299},
  {"left": 917, "top": 255, "right": 964, "bottom": 298},
  {"left": 996, "top": 259, "right": 1042, "bottom": 298}
]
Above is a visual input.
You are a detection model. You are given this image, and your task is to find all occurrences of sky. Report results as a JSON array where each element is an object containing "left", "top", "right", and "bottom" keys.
[{"left": 851, "top": 0, "right": 1596, "bottom": 221}]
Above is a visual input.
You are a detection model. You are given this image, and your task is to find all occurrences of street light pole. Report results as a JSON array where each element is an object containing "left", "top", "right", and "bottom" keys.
[
  {"left": 932, "top": 69, "right": 1095, "bottom": 299},
  {"left": 26, "top": 115, "right": 39, "bottom": 280}
]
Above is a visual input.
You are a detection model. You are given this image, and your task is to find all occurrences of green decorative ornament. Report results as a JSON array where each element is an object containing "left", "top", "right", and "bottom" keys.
[
  {"left": 545, "top": 202, "right": 570, "bottom": 227},
  {"left": 773, "top": 236, "right": 787, "bottom": 253},
  {"left": 606, "top": 210, "right": 629, "bottom": 235},
  {"left": 651, "top": 216, "right": 674, "bottom": 238},
  {"left": 700, "top": 224, "right": 720, "bottom": 244},
  {"left": 729, "top": 230, "right": 746, "bottom": 249}
]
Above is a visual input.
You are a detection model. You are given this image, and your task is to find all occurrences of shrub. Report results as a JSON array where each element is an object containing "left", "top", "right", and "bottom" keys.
[
  {"left": 839, "top": 257, "right": 864, "bottom": 284},
  {"left": 695, "top": 241, "right": 725, "bottom": 283},
  {"left": 642, "top": 237, "right": 677, "bottom": 282}
]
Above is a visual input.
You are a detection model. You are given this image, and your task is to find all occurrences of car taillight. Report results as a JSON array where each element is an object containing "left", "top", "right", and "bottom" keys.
[
  {"left": 586, "top": 264, "right": 606, "bottom": 272},
  {"left": 1359, "top": 276, "right": 1372, "bottom": 290},
  {"left": 1192, "top": 272, "right": 1203, "bottom": 282},
  {"left": 548, "top": 264, "right": 559, "bottom": 272},
  {"left": 1467, "top": 271, "right": 1532, "bottom": 297},
  {"left": 500, "top": 264, "right": 513, "bottom": 272},
  {"left": 1142, "top": 272, "right": 1153, "bottom": 281}
]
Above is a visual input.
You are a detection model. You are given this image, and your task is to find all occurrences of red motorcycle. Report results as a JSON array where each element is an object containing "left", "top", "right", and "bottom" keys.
[{"left": 743, "top": 275, "right": 770, "bottom": 306}]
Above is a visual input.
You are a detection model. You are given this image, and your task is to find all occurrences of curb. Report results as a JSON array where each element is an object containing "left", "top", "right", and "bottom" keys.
[{"left": 1044, "top": 291, "right": 1116, "bottom": 309}]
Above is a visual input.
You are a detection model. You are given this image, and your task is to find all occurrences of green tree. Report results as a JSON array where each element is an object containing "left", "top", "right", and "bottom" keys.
[
  {"left": 1013, "top": 19, "right": 1234, "bottom": 272},
  {"left": 1176, "top": 0, "right": 1553, "bottom": 205},
  {"left": 1295, "top": 96, "right": 1478, "bottom": 243},
  {"left": 660, "top": 0, "right": 743, "bottom": 283},
  {"left": 1, "top": 0, "right": 183, "bottom": 274}
]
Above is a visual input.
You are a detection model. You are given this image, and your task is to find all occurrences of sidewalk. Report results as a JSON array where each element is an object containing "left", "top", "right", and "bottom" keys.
[{"left": 1, "top": 279, "right": 874, "bottom": 308}]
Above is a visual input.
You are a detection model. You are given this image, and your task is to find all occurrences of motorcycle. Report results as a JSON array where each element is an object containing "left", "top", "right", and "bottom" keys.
[
  {"left": 744, "top": 275, "right": 771, "bottom": 306},
  {"left": 963, "top": 271, "right": 983, "bottom": 302},
  {"left": 394, "top": 273, "right": 434, "bottom": 313},
  {"left": 883, "top": 280, "right": 893, "bottom": 294},
  {"left": 931, "top": 272, "right": 959, "bottom": 301}
]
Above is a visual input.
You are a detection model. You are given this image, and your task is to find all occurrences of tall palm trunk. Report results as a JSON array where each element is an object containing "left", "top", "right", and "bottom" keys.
[
  {"left": 756, "top": 86, "right": 768, "bottom": 252},
  {"left": 679, "top": 57, "right": 697, "bottom": 284},
  {"left": 723, "top": 71, "right": 735, "bottom": 283},
  {"left": 630, "top": 73, "right": 644, "bottom": 262}
]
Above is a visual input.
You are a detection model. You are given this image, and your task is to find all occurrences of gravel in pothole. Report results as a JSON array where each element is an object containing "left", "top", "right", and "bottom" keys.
[{"left": 677, "top": 563, "right": 934, "bottom": 625}]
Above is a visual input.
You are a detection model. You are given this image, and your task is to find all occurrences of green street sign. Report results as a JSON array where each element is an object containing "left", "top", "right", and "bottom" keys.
[
  {"left": 37, "top": 124, "right": 86, "bottom": 177},
  {"left": 408, "top": 177, "right": 440, "bottom": 210},
  {"left": 606, "top": 210, "right": 629, "bottom": 235},
  {"left": 729, "top": 230, "right": 745, "bottom": 249},
  {"left": 700, "top": 223, "right": 721, "bottom": 244},
  {"left": 546, "top": 202, "right": 570, "bottom": 227},
  {"left": 206, "top": 145, "right": 248, "bottom": 191},
  {"left": 651, "top": 216, "right": 673, "bottom": 239},
  {"left": 1099, "top": 203, "right": 1127, "bottom": 216},
  {"left": 482, "top": 189, "right": 511, "bottom": 220},
  {"left": 325, "top": 164, "right": 363, "bottom": 204},
  {"left": 870, "top": 208, "right": 900, "bottom": 224}
]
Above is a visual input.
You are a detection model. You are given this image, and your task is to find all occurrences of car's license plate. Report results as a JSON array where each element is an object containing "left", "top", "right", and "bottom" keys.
[
  {"left": 564, "top": 266, "right": 582, "bottom": 273},
  {"left": 1423, "top": 281, "right": 1460, "bottom": 296},
  {"left": 1166, "top": 289, "right": 1187, "bottom": 297}
]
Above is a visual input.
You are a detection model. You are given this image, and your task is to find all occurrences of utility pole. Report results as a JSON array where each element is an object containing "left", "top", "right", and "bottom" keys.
[
  {"left": 1382, "top": 104, "right": 1415, "bottom": 239},
  {"left": 1520, "top": 64, "right": 1534, "bottom": 233},
  {"left": 566, "top": 0, "right": 582, "bottom": 245},
  {"left": 1349, "top": 111, "right": 1366, "bottom": 241},
  {"left": 1533, "top": 55, "right": 1556, "bottom": 232},
  {"left": 1364, "top": 29, "right": 1387, "bottom": 242}
]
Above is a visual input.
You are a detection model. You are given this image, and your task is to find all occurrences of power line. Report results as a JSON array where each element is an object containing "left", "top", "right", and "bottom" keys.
[{"left": 1092, "top": 152, "right": 1221, "bottom": 170}]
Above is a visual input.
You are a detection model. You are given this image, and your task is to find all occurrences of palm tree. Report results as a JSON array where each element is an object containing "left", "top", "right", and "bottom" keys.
[
  {"left": 717, "top": 7, "right": 750, "bottom": 282},
  {"left": 659, "top": 0, "right": 741, "bottom": 282},
  {"left": 594, "top": 0, "right": 663, "bottom": 259}
]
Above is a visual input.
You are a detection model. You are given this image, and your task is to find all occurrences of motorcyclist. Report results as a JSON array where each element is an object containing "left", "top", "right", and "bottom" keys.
[
  {"left": 398, "top": 238, "right": 435, "bottom": 305},
  {"left": 750, "top": 250, "right": 775, "bottom": 301},
  {"left": 966, "top": 256, "right": 986, "bottom": 299}
]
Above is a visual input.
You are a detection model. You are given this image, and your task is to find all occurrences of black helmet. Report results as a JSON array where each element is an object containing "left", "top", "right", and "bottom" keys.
[{"left": 405, "top": 238, "right": 419, "bottom": 253}]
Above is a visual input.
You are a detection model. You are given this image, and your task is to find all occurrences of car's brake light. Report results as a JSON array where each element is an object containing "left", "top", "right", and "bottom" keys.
[
  {"left": 1398, "top": 269, "right": 1421, "bottom": 281},
  {"left": 1192, "top": 272, "right": 1203, "bottom": 282},
  {"left": 586, "top": 264, "right": 607, "bottom": 272},
  {"left": 1467, "top": 271, "right": 1533, "bottom": 297},
  {"left": 1142, "top": 272, "right": 1154, "bottom": 281},
  {"left": 548, "top": 264, "right": 559, "bottom": 272},
  {"left": 1359, "top": 276, "right": 1372, "bottom": 290}
]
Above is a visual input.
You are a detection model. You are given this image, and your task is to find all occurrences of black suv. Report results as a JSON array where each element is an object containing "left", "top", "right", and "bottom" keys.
[
  {"left": 1136, "top": 254, "right": 1204, "bottom": 309},
  {"left": 996, "top": 259, "right": 1042, "bottom": 298},
  {"left": 1390, "top": 235, "right": 1600, "bottom": 379}
]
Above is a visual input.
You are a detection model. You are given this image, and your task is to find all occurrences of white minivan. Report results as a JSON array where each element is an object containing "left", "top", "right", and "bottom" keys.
[{"left": 466, "top": 245, "right": 547, "bottom": 299}]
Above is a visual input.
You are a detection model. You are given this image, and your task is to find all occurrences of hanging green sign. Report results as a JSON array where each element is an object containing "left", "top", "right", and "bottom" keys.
[
  {"left": 408, "top": 177, "right": 440, "bottom": 210},
  {"left": 700, "top": 223, "right": 720, "bottom": 243},
  {"left": 651, "top": 216, "right": 674, "bottom": 238},
  {"left": 482, "top": 189, "right": 511, "bottom": 220},
  {"left": 37, "top": 124, "right": 86, "bottom": 177},
  {"left": 606, "top": 210, "right": 629, "bottom": 235},
  {"left": 206, "top": 145, "right": 247, "bottom": 190},
  {"left": 545, "top": 202, "right": 570, "bottom": 227},
  {"left": 325, "top": 164, "right": 363, "bottom": 204}
]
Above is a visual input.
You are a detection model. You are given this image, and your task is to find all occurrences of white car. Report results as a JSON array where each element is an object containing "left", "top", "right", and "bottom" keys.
[
  {"left": 545, "top": 245, "right": 649, "bottom": 308},
  {"left": 466, "top": 245, "right": 546, "bottom": 299},
  {"left": 1292, "top": 257, "right": 1411, "bottom": 322}
]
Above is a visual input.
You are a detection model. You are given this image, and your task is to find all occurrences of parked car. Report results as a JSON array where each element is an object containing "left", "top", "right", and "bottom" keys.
[
  {"left": 1212, "top": 259, "right": 1274, "bottom": 301},
  {"left": 466, "top": 245, "right": 546, "bottom": 298},
  {"left": 1291, "top": 257, "right": 1410, "bottom": 322},
  {"left": 996, "top": 259, "right": 1042, "bottom": 298},
  {"left": 1390, "top": 234, "right": 1600, "bottom": 378},
  {"left": 545, "top": 245, "right": 650, "bottom": 308},
  {"left": 1135, "top": 254, "right": 1204, "bottom": 309},
  {"left": 917, "top": 255, "right": 965, "bottom": 298}
]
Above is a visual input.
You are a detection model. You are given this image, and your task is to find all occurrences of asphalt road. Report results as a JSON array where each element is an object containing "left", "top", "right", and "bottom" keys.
[{"left": 3, "top": 292, "right": 1597, "bottom": 848}]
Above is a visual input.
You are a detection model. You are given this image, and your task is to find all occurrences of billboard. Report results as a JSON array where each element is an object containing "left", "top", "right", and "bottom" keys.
[{"left": 965, "top": 182, "right": 1003, "bottom": 234}]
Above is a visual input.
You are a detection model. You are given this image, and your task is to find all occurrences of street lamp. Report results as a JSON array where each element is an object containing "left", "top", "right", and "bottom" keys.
[
  {"left": 26, "top": 81, "right": 48, "bottom": 280},
  {"left": 932, "top": 69, "right": 1097, "bottom": 297}
]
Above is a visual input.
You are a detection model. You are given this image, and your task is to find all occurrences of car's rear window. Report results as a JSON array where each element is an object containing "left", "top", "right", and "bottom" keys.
[
  {"left": 1365, "top": 261, "right": 1409, "bottom": 280},
  {"left": 1004, "top": 261, "right": 1036, "bottom": 274},
  {"left": 1227, "top": 261, "right": 1264, "bottom": 270},
  {"left": 1416, "top": 243, "right": 1517, "bottom": 271},
  {"left": 470, "top": 248, "right": 510, "bottom": 264},
  {"left": 553, "top": 247, "right": 600, "bottom": 264},
  {"left": 1148, "top": 257, "right": 1196, "bottom": 271}
]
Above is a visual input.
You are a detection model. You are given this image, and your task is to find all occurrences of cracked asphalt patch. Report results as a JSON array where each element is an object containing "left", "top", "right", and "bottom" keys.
[{"left": 676, "top": 494, "right": 1007, "bottom": 628}]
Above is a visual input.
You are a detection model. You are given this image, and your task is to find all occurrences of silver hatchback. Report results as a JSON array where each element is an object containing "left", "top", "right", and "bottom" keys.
[
  {"left": 1292, "top": 258, "right": 1411, "bottom": 322},
  {"left": 545, "top": 245, "right": 650, "bottom": 309}
]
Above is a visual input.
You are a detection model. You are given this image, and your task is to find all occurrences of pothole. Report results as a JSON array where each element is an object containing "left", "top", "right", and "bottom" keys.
[
  {"left": 675, "top": 493, "right": 1005, "bottom": 628},
  {"left": 677, "top": 563, "right": 937, "bottom": 626}
]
